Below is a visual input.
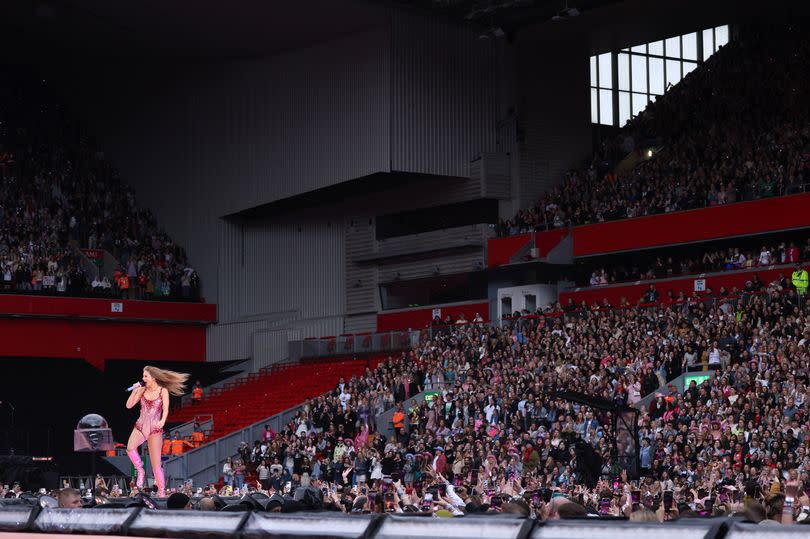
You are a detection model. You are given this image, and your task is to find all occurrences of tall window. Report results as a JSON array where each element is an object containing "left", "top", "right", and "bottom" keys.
[
  {"left": 590, "top": 53, "right": 613, "bottom": 126},
  {"left": 590, "top": 25, "right": 729, "bottom": 127}
]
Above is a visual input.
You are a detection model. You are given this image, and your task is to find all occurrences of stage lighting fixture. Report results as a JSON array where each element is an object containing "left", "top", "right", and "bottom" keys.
[{"left": 74, "top": 414, "right": 113, "bottom": 452}]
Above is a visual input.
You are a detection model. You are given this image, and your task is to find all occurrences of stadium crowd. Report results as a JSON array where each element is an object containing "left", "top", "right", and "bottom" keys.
[
  {"left": 5, "top": 20, "right": 810, "bottom": 529},
  {"left": 582, "top": 236, "right": 810, "bottom": 288},
  {"left": 498, "top": 25, "right": 810, "bottom": 236},
  {"left": 0, "top": 71, "right": 200, "bottom": 300},
  {"left": 8, "top": 281, "right": 809, "bottom": 524},
  {"left": 206, "top": 278, "right": 809, "bottom": 522}
]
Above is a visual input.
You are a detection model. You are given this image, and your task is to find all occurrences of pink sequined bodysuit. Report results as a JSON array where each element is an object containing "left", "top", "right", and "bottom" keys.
[{"left": 134, "top": 393, "right": 164, "bottom": 437}]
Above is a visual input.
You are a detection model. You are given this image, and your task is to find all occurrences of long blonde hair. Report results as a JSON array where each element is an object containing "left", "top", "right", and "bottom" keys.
[{"left": 144, "top": 366, "right": 189, "bottom": 396}]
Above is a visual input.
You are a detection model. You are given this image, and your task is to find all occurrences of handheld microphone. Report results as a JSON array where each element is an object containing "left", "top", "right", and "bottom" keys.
[{"left": 126, "top": 382, "right": 142, "bottom": 392}]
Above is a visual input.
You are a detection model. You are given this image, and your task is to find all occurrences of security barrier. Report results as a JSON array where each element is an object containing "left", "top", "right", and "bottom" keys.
[{"left": 2, "top": 503, "right": 806, "bottom": 539}]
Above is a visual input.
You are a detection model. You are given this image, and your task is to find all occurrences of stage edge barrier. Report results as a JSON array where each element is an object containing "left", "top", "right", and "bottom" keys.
[{"left": 0, "top": 510, "right": 749, "bottom": 539}]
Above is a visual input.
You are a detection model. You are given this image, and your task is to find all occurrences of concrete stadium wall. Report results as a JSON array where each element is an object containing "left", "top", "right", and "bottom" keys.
[
  {"left": 51, "top": 11, "right": 502, "bottom": 364},
  {"left": 59, "top": 27, "right": 391, "bottom": 311}
]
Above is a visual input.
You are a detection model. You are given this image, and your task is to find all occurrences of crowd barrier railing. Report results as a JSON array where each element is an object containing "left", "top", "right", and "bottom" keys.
[
  {"left": 162, "top": 403, "right": 306, "bottom": 488},
  {"left": 425, "top": 321, "right": 490, "bottom": 340},
  {"left": 3, "top": 504, "right": 772, "bottom": 539},
  {"left": 373, "top": 383, "right": 453, "bottom": 440},
  {"left": 499, "top": 290, "right": 772, "bottom": 329}
]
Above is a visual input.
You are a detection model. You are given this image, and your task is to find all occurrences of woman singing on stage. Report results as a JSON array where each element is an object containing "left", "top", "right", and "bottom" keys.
[{"left": 126, "top": 366, "right": 189, "bottom": 497}]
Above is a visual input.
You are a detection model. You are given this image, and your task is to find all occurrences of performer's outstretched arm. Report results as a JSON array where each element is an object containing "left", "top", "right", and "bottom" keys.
[{"left": 126, "top": 385, "right": 145, "bottom": 409}]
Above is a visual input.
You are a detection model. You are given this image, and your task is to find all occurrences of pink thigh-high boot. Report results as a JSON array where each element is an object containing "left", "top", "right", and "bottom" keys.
[
  {"left": 154, "top": 464, "right": 166, "bottom": 497},
  {"left": 127, "top": 449, "right": 145, "bottom": 488}
]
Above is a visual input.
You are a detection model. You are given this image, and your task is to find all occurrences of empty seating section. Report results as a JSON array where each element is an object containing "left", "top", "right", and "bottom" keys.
[{"left": 171, "top": 356, "right": 385, "bottom": 443}]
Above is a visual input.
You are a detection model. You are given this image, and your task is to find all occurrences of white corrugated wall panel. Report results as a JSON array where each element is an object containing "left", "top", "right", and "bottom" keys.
[
  {"left": 60, "top": 27, "right": 391, "bottom": 307},
  {"left": 517, "top": 38, "right": 592, "bottom": 210},
  {"left": 239, "top": 219, "right": 346, "bottom": 321},
  {"left": 215, "top": 313, "right": 347, "bottom": 370},
  {"left": 376, "top": 225, "right": 486, "bottom": 258},
  {"left": 242, "top": 27, "right": 391, "bottom": 209},
  {"left": 345, "top": 217, "right": 378, "bottom": 316},
  {"left": 390, "top": 11, "right": 499, "bottom": 177},
  {"left": 344, "top": 313, "right": 377, "bottom": 334},
  {"left": 206, "top": 319, "right": 268, "bottom": 362},
  {"left": 216, "top": 220, "right": 243, "bottom": 323},
  {"left": 250, "top": 316, "right": 345, "bottom": 370},
  {"left": 289, "top": 317, "right": 345, "bottom": 339},
  {"left": 381, "top": 251, "right": 485, "bottom": 282},
  {"left": 251, "top": 329, "right": 294, "bottom": 371},
  {"left": 51, "top": 15, "right": 511, "bottom": 368},
  {"left": 481, "top": 153, "right": 512, "bottom": 199}
]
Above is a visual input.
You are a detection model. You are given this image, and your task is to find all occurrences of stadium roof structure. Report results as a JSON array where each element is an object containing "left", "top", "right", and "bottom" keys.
[
  {"left": 3, "top": 0, "right": 807, "bottom": 62},
  {"left": 378, "top": 0, "right": 622, "bottom": 35},
  {"left": 0, "top": 0, "right": 385, "bottom": 59}
]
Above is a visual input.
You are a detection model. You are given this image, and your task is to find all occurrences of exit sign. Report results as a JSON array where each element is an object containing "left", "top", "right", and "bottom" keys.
[{"left": 685, "top": 373, "right": 710, "bottom": 388}]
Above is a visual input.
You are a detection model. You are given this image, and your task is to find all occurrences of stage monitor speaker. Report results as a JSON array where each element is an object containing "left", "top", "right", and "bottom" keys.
[
  {"left": 33, "top": 506, "right": 138, "bottom": 535},
  {"left": 128, "top": 508, "right": 247, "bottom": 538},
  {"left": 376, "top": 514, "right": 528, "bottom": 539},
  {"left": 74, "top": 414, "right": 114, "bottom": 452},
  {"left": 242, "top": 512, "right": 377, "bottom": 539},
  {"left": 0, "top": 505, "right": 35, "bottom": 532},
  {"left": 73, "top": 429, "right": 114, "bottom": 452}
]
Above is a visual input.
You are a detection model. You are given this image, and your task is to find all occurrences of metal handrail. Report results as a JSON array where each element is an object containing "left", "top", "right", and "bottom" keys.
[
  {"left": 73, "top": 245, "right": 100, "bottom": 281},
  {"left": 499, "top": 290, "right": 770, "bottom": 326},
  {"left": 165, "top": 414, "right": 214, "bottom": 444},
  {"left": 565, "top": 261, "right": 805, "bottom": 294},
  {"left": 175, "top": 359, "right": 251, "bottom": 409},
  {"left": 164, "top": 380, "right": 457, "bottom": 487},
  {"left": 373, "top": 383, "right": 453, "bottom": 440},
  {"left": 425, "top": 321, "right": 490, "bottom": 339},
  {"left": 59, "top": 474, "right": 129, "bottom": 492},
  {"left": 162, "top": 401, "right": 308, "bottom": 488}
]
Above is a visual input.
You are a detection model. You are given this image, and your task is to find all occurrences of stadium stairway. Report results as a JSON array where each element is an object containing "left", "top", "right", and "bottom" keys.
[
  {"left": 169, "top": 355, "right": 385, "bottom": 444},
  {"left": 633, "top": 370, "right": 702, "bottom": 411}
]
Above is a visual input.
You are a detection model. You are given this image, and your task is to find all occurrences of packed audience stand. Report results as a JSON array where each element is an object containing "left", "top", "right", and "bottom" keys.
[
  {"left": 584, "top": 236, "right": 810, "bottom": 289},
  {"left": 0, "top": 71, "right": 200, "bottom": 301},
  {"left": 10, "top": 277, "right": 809, "bottom": 524},
  {"left": 498, "top": 25, "right": 810, "bottom": 237},
  {"left": 6, "top": 24, "right": 810, "bottom": 527}
]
